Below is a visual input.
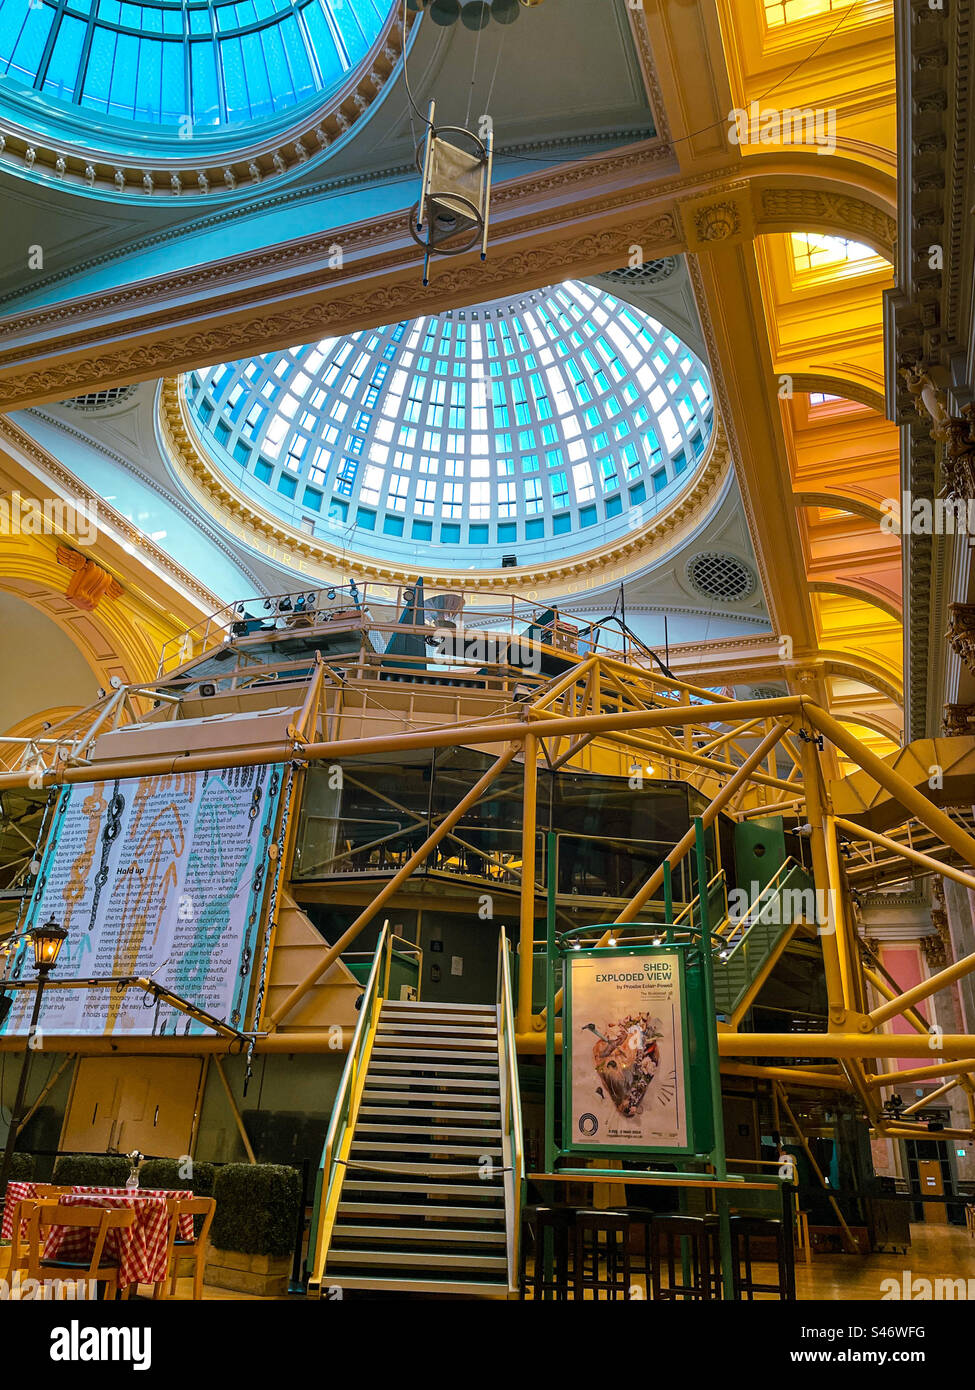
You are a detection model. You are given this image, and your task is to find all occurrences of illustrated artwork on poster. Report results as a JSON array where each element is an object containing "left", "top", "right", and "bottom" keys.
[
  {"left": 569, "top": 951, "right": 686, "bottom": 1149},
  {"left": 0, "top": 766, "right": 281, "bottom": 1037}
]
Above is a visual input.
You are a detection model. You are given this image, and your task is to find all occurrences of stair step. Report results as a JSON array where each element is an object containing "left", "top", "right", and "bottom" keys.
[
  {"left": 356, "top": 1124, "right": 503, "bottom": 1139},
  {"left": 377, "top": 1022, "right": 497, "bottom": 1037},
  {"left": 344, "top": 1160, "right": 504, "bottom": 1178},
  {"left": 370, "top": 1047, "right": 498, "bottom": 1061},
  {"left": 333, "top": 1224, "right": 506, "bottom": 1245},
  {"left": 381, "top": 1001, "right": 496, "bottom": 1014},
  {"left": 366, "top": 1065, "right": 499, "bottom": 1081},
  {"left": 337, "top": 1202, "right": 505, "bottom": 1222},
  {"left": 341, "top": 1180, "right": 504, "bottom": 1199},
  {"left": 373, "top": 1037, "right": 497, "bottom": 1052},
  {"left": 326, "top": 1248, "right": 507, "bottom": 1272},
  {"left": 359, "top": 1107, "right": 501, "bottom": 1122},
  {"left": 351, "top": 1141, "right": 503, "bottom": 1157},
  {"left": 315, "top": 1273, "right": 509, "bottom": 1297},
  {"left": 362, "top": 1091, "right": 500, "bottom": 1108},
  {"left": 381, "top": 1009, "right": 497, "bottom": 1025}
]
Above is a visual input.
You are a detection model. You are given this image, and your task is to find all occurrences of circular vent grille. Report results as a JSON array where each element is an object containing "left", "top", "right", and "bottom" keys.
[
  {"left": 601, "top": 257, "right": 679, "bottom": 286},
  {"left": 750, "top": 685, "right": 785, "bottom": 701},
  {"left": 686, "top": 551, "right": 756, "bottom": 602},
  {"left": 61, "top": 385, "right": 137, "bottom": 412}
]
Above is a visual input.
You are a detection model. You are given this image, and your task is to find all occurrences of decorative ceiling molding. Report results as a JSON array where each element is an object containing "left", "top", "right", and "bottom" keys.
[
  {"left": 25, "top": 405, "right": 268, "bottom": 596},
  {"left": 0, "top": 414, "right": 226, "bottom": 618},
  {"left": 0, "top": 6, "right": 412, "bottom": 203},
  {"left": 0, "top": 159, "right": 894, "bottom": 410},
  {"left": 157, "top": 376, "right": 733, "bottom": 595}
]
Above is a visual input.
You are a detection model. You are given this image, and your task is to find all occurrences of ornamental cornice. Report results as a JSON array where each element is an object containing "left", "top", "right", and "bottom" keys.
[
  {"left": 0, "top": 145, "right": 677, "bottom": 352},
  {"left": 0, "top": 6, "right": 412, "bottom": 203},
  {"left": 158, "top": 377, "right": 732, "bottom": 594}
]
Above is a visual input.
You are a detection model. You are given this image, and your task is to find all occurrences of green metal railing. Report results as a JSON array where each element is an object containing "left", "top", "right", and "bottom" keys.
[{"left": 711, "top": 858, "right": 815, "bottom": 1019}]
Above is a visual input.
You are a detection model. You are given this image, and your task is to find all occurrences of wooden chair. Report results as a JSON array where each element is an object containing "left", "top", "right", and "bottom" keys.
[
  {"left": 27, "top": 1202, "right": 135, "bottom": 1300},
  {"left": 9, "top": 1197, "right": 55, "bottom": 1273},
  {"left": 156, "top": 1196, "right": 216, "bottom": 1300}
]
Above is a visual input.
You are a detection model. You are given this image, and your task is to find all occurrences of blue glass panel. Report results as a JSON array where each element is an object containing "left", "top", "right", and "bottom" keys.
[
  {"left": 108, "top": 31, "right": 138, "bottom": 116},
  {"left": 357, "top": 509, "right": 376, "bottom": 530},
  {"left": 161, "top": 6, "right": 182, "bottom": 35},
  {"left": 254, "top": 458, "right": 273, "bottom": 483},
  {"left": 260, "top": 24, "right": 291, "bottom": 107},
  {"left": 188, "top": 6, "right": 210, "bottom": 33},
  {"left": 7, "top": 6, "right": 54, "bottom": 81},
  {"left": 239, "top": 29, "right": 271, "bottom": 116},
  {"left": 97, "top": 0, "right": 120, "bottom": 22},
  {"left": 277, "top": 473, "right": 297, "bottom": 499},
  {"left": 136, "top": 35, "right": 162, "bottom": 120},
  {"left": 441, "top": 523, "right": 461, "bottom": 544},
  {"left": 552, "top": 514, "right": 572, "bottom": 536},
  {"left": 42, "top": 14, "right": 85, "bottom": 100},
  {"left": 412, "top": 520, "right": 433, "bottom": 541},
  {"left": 469, "top": 524, "right": 489, "bottom": 544},
  {"left": 303, "top": 487, "right": 322, "bottom": 511},
  {"left": 383, "top": 515, "right": 404, "bottom": 538},
  {"left": 301, "top": 1, "right": 340, "bottom": 85},
  {"left": 119, "top": 3, "right": 141, "bottom": 29},
  {"left": 159, "top": 38, "right": 184, "bottom": 121},
  {"left": 79, "top": 24, "right": 113, "bottom": 107},
  {"left": 280, "top": 18, "right": 312, "bottom": 98},
  {"left": 219, "top": 35, "right": 247, "bottom": 119},
  {"left": 141, "top": 5, "right": 162, "bottom": 32},
  {"left": 190, "top": 38, "right": 220, "bottom": 123}
]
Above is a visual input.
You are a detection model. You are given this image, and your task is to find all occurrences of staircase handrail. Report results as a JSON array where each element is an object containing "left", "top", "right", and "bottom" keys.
[
  {"left": 308, "top": 922, "right": 390, "bottom": 1294},
  {"left": 721, "top": 857, "right": 813, "bottom": 957},
  {"left": 497, "top": 930, "right": 524, "bottom": 1296}
]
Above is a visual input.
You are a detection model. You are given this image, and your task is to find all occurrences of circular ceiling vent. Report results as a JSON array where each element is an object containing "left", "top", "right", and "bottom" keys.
[
  {"left": 600, "top": 257, "right": 679, "bottom": 286},
  {"left": 750, "top": 684, "right": 786, "bottom": 701},
  {"left": 61, "top": 386, "right": 138, "bottom": 413},
  {"left": 686, "top": 551, "right": 756, "bottom": 602}
]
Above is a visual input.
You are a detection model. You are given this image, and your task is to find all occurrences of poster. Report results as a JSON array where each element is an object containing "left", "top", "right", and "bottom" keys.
[
  {"left": 0, "top": 765, "right": 282, "bottom": 1037},
  {"left": 567, "top": 949, "right": 687, "bottom": 1152}
]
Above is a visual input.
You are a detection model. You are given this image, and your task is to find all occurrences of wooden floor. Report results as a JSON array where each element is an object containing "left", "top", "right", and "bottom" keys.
[{"left": 180, "top": 1223, "right": 975, "bottom": 1301}]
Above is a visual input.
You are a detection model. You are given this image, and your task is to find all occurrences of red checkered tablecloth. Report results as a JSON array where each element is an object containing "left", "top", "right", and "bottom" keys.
[
  {"left": 1, "top": 1185, "right": 195, "bottom": 1289},
  {"left": 43, "top": 1188, "right": 194, "bottom": 1290},
  {"left": 1, "top": 1181, "right": 37, "bottom": 1240}
]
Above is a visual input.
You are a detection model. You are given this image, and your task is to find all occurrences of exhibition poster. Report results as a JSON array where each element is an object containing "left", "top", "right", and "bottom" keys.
[
  {"left": 566, "top": 949, "right": 688, "bottom": 1152},
  {"left": 0, "top": 765, "right": 282, "bottom": 1037}
]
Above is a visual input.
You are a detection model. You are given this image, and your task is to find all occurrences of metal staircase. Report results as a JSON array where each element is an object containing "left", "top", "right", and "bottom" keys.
[
  {"left": 308, "top": 929, "right": 523, "bottom": 1298},
  {"left": 712, "top": 858, "right": 815, "bottom": 1023}
]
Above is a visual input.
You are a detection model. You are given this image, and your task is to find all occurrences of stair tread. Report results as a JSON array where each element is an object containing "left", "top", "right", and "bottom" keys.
[
  {"left": 377, "top": 1022, "right": 497, "bottom": 1036},
  {"left": 344, "top": 1160, "right": 504, "bottom": 1177},
  {"left": 351, "top": 1142, "right": 503, "bottom": 1155},
  {"left": 333, "top": 1224, "right": 506, "bottom": 1244},
  {"left": 327, "top": 1248, "right": 506, "bottom": 1270},
  {"left": 359, "top": 1108, "right": 501, "bottom": 1121},
  {"left": 341, "top": 1180, "right": 504, "bottom": 1197},
  {"left": 356, "top": 1124, "right": 502, "bottom": 1138},
  {"left": 337, "top": 1202, "right": 505, "bottom": 1221},
  {"left": 314, "top": 1273, "right": 509, "bottom": 1297}
]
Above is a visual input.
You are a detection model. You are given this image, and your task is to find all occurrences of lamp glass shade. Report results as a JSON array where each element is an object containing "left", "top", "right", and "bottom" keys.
[{"left": 30, "top": 919, "right": 68, "bottom": 970}]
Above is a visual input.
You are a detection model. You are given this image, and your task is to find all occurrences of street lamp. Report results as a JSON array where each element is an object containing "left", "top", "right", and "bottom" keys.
[{"left": 0, "top": 917, "right": 68, "bottom": 1198}]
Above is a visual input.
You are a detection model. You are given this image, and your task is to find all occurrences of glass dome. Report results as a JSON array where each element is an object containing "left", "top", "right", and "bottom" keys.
[
  {"left": 0, "top": 0, "right": 390, "bottom": 129},
  {"left": 183, "top": 280, "right": 715, "bottom": 567}
]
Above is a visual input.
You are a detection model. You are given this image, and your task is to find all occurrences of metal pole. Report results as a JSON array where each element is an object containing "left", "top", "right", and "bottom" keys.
[
  {"left": 0, "top": 970, "right": 47, "bottom": 1197},
  {"left": 517, "top": 736, "right": 538, "bottom": 1035},
  {"left": 694, "top": 816, "right": 733, "bottom": 1298}
]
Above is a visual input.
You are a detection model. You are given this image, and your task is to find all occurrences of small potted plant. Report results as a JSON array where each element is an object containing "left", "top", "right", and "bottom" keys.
[{"left": 125, "top": 1151, "right": 144, "bottom": 1190}]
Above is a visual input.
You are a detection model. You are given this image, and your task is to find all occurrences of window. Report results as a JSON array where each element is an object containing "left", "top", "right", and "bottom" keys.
[
  {"left": 0, "top": 0, "right": 392, "bottom": 130},
  {"left": 188, "top": 279, "right": 714, "bottom": 559}
]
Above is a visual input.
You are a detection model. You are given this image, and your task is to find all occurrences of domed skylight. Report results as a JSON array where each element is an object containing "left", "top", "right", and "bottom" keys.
[
  {"left": 183, "top": 280, "right": 715, "bottom": 567},
  {"left": 0, "top": 0, "right": 390, "bottom": 129}
]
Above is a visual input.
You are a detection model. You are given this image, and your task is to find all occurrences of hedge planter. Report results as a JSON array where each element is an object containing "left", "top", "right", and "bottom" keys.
[
  {"left": 203, "top": 1247, "right": 291, "bottom": 1297},
  {"left": 204, "top": 1164, "right": 299, "bottom": 1298}
]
